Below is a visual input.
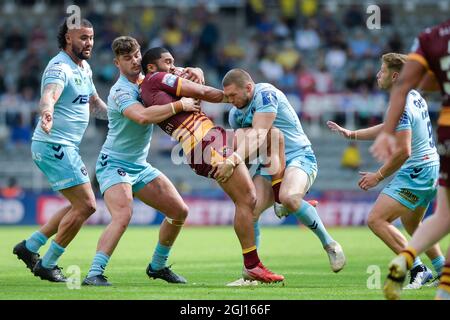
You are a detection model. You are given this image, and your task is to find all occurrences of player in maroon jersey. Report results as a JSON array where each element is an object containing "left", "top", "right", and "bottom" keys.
[
  {"left": 140, "top": 47, "right": 285, "bottom": 283},
  {"left": 375, "top": 20, "right": 450, "bottom": 300}
]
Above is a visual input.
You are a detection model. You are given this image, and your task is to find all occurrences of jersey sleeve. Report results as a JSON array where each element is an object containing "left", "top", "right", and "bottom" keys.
[
  {"left": 42, "top": 62, "right": 69, "bottom": 89},
  {"left": 112, "top": 87, "right": 139, "bottom": 114},
  {"left": 228, "top": 107, "right": 241, "bottom": 129},
  {"left": 255, "top": 90, "right": 279, "bottom": 113},
  {"left": 408, "top": 32, "right": 430, "bottom": 71},
  {"left": 152, "top": 72, "right": 182, "bottom": 97}
]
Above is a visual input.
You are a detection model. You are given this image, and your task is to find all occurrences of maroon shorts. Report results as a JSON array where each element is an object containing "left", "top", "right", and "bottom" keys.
[
  {"left": 437, "top": 125, "right": 450, "bottom": 187},
  {"left": 187, "top": 127, "right": 234, "bottom": 178}
]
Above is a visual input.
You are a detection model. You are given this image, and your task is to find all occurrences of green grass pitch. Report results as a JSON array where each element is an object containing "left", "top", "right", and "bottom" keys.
[{"left": 1, "top": 226, "right": 448, "bottom": 300}]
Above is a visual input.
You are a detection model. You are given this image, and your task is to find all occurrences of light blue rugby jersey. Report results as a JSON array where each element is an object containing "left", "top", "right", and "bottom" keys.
[
  {"left": 101, "top": 74, "right": 153, "bottom": 164},
  {"left": 395, "top": 90, "right": 439, "bottom": 169},
  {"left": 32, "top": 51, "right": 97, "bottom": 147},
  {"left": 229, "top": 83, "right": 311, "bottom": 159}
]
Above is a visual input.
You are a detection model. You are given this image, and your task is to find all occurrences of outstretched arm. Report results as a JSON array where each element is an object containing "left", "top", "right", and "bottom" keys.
[
  {"left": 179, "top": 78, "right": 227, "bottom": 103},
  {"left": 123, "top": 97, "right": 199, "bottom": 125},
  {"left": 327, "top": 121, "right": 383, "bottom": 141}
]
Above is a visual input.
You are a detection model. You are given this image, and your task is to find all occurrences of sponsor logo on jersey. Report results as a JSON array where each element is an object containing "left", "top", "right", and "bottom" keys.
[
  {"left": 261, "top": 91, "right": 277, "bottom": 106},
  {"left": 114, "top": 90, "right": 134, "bottom": 107},
  {"left": 162, "top": 74, "right": 177, "bottom": 87}
]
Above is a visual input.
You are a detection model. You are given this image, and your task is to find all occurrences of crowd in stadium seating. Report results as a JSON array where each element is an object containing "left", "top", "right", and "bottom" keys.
[{"left": 0, "top": 1, "right": 444, "bottom": 151}]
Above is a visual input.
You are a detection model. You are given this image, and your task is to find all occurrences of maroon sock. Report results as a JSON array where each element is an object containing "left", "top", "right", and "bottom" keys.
[
  {"left": 243, "top": 247, "right": 260, "bottom": 269},
  {"left": 272, "top": 180, "right": 282, "bottom": 204}
]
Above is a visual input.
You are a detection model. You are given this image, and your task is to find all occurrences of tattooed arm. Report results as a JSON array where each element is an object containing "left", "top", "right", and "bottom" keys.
[
  {"left": 39, "top": 83, "right": 64, "bottom": 134},
  {"left": 89, "top": 94, "right": 108, "bottom": 120}
]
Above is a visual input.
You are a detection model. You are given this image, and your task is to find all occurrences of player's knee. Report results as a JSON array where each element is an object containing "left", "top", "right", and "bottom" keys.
[
  {"left": 113, "top": 211, "right": 132, "bottom": 232},
  {"left": 367, "top": 214, "right": 382, "bottom": 232},
  {"left": 279, "top": 194, "right": 300, "bottom": 212},
  {"left": 76, "top": 198, "right": 96, "bottom": 217},
  {"left": 171, "top": 203, "right": 189, "bottom": 221}
]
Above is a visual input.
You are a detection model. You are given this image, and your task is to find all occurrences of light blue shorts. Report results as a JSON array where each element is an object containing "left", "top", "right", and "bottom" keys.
[
  {"left": 96, "top": 153, "right": 162, "bottom": 195},
  {"left": 31, "top": 140, "right": 90, "bottom": 191},
  {"left": 382, "top": 165, "right": 439, "bottom": 210},
  {"left": 254, "top": 146, "right": 318, "bottom": 189}
]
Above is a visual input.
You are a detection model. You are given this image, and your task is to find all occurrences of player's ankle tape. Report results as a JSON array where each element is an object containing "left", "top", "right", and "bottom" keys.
[{"left": 165, "top": 217, "right": 185, "bottom": 227}]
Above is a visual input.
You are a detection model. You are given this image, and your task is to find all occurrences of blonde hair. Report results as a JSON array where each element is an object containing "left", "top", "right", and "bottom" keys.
[{"left": 381, "top": 53, "right": 408, "bottom": 73}]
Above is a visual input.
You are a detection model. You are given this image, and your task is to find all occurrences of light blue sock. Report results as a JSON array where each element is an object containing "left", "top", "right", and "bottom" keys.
[
  {"left": 431, "top": 256, "right": 445, "bottom": 275},
  {"left": 294, "top": 200, "right": 334, "bottom": 247},
  {"left": 150, "top": 243, "right": 171, "bottom": 271},
  {"left": 25, "top": 231, "right": 48, "bottom": 253},
  {"left": 254, "top": 221, "right": 260, "bottom": 249},
  {"left": 412, "top": 257, "right": 423, "bottom": 269},
  {"left": 87, "top": 252, "right": 110, "bottom": 278},
  {"left": 41, "top": 240, "right": 65, "bottom": 269}
]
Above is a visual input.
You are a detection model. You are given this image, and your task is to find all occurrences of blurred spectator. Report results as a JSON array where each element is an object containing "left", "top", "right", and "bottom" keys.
[
  {"left": 245, "top": 0, "right": 265, "bottom": 27},
  {"left": 0, "top": 177, "right": 24, "bottom": 199},
  {"left": 386, "top": 32, "right": 403, "bottom": 53},
  {"left": 279, "top": 0, "right": 297, "bottom": 32},
  {"left": 0, "top": 66, "right": 6, "bottom": 95},
  {"left": 278, "top": 68, "right": 298, "bottom": 94},
  {"left": 295, "top": 19, "right": 321, "bottom": 51},
  {"left": 296, "top": 64, "right": 316, "bottom": 99},
  {"left": 313, "top": 65, "right": 333, "bottom": 94},
  {"left": 341, "top": 141, "right": 361, "bottom": 170},
  {"left": 4, "top": 27, "right": 26, "bottom": 52},
  {"left": 197, "top": 15, "right": 220, "bottom": 67},
  {"left": 324, "top": 45, "right": 347, "bottom": 72},
  {"left": 343, "top": 4, "right": 364, "bottom": 29},
  {"left": 259, "top": 48, "right": 284, "bottom": 83},
  {"left": 300, "top": 0, "right": 318, "bottom": 17},
  {"left": 10, "top": 114, "right": 31, "bottom": 147},
  {"left": 276, "top": 41, "right": 301, "bottom": 71},
  {"left": 348, "top": 29, "right": 371, "bottom": 60},
  {"left": 345, "top": 70, "right": 362, "bottom": 91}
]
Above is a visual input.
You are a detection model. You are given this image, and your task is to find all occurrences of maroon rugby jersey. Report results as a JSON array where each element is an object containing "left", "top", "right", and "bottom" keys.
[
  {"left": 140, "top": 71, "right": 215, "bottom": 154},
  {"left": 409, "top": 19, "right": 450, "bottom": 125}
]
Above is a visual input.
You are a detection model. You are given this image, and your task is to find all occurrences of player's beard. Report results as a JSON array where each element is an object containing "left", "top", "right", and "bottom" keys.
[{"left": 72, "top": 45, "right": 91, "bottom": 60}]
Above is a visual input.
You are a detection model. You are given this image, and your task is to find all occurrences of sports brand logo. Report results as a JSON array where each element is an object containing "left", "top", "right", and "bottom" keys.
[
  {"left": 117, "top": 168, "right": 126, "bottom": 176},
  {"left": 80, "top": 166, "right": 88, "bottom": 176}
]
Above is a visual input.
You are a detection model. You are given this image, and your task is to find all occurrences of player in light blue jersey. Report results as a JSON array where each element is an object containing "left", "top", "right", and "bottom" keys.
[
  {"left": 328, "top": 53, "right": 445, "bottom": 289},
  {"left": 216, "top": 69, "right": 346, "bottom": 276},
  {"left": 13, "top": 18, "right": 110, "bottom": 282},
  {"left": 81, "top": 37, "right": 202, "bottom": 286}
]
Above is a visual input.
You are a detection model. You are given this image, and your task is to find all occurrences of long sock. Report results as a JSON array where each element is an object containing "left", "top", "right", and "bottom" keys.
[
  {"left": 431, "top": 256, "right": 445, "bottom": 275},
  {"left": 412, "top": 257, "right": 423, "bottom": 269},
  {"left": 25, "top": 231, "right": 48, "bottom": 253},
  {"left": 438, "top": 264, "right": 450, "bottom": 293},
  {"left": 87, "top": 252, "right": 110, "bottom": 278},
  {"left": 400, "top": 247, "right": 417, "bottom": 270},
  {"left": 254, "top": 221, "right": 260, "bottom": 249},
  {"left": 294, "top": 200, "right": 334, "bottom": 246},
  {"left": 271, "top": 179, "right": 282, "bottom": 204},
  {"left": 41, "top": 240, "right": 65, "bottom": 269},
  {"left": 150, "top": 243, "right": 171, "bottom": 271},
  {"left": 243, "top": 246, "right": 260, "bottom": 269}
]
